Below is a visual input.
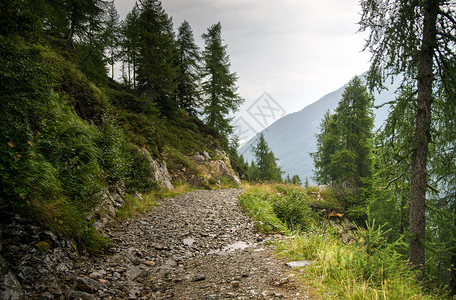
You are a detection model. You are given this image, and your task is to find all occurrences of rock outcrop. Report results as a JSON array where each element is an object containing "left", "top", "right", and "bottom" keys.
[
  {"left": 0, "top": 210, "right": 79, "bottom": 299},
  {"left": 190, "top": 151, "right": 242, "bottom": 187}
]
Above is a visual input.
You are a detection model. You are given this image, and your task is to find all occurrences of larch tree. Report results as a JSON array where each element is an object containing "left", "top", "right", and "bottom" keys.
[
  {"left": 251, "top": 133, "right": 283, "bottom": 182},
  {"left": 201, "top": 22, "right": 243, "bottom": 140},
  {"left": 103, "top": 0, "right": 121, "bottom": 80},
  {"left": 427, "top": 85, "right": 456, "bottom": 294},
  {"left": 120, "top": 4, "right": 140, "bottom": 89},
  {"left": 53, "top": 0, "right": 105, "bottom": 50},
  {"left": 312, "top": 111, "right": 339, "bottom": 186},
  {"left": 359, "top": 0, "right": 456, "bottom": 278},
  {"left": 312, "top": 77, "right": 374, "bottom": 219},
  {"left": 135, "top": 0, "right": 177, "bottom": 114},
  {"left": 175, "top": 20, "right": 201, "bottom": 115},
  {"left": 313, "top": 77, "right": 374, "bottom": 190}
]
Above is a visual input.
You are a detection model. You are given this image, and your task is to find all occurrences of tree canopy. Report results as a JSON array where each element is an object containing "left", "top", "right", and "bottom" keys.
[
  {"left": 201, "top": 22, "right": 244, "bottom": 141},
  {"left": 359, "top": 0, "right": 456, "bottom": 279}
]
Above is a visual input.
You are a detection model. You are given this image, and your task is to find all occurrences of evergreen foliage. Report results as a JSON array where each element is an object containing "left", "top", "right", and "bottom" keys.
[
  {"left": 119, "top": 4, "right": 140, "bottom": 89},
  {"left": 0, "top": 0, "right": 245, "bottom": 253},
  {"left": 135, "top": 0, "right": 177, "bottom": 115},
  {"left": 201, "top": 22, "right": 244, "bottom": 140},
  {"left": 103, "top": 0, "right": 121, "bottom": 80},
  {"left": 359, "top": 0, "right": 456, "bottom": 279},
  {"left": 250, "top": 133, "right": 283, "bottom": 182},
  {"left": 312, "top": 77, "right": 374, "bottom": 219},
  {"left": 175, "top": 20, "right": 201, "bottom": 116}
]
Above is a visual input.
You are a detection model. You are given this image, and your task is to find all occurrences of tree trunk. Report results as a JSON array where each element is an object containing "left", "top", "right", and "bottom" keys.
[
  {"left": 449, "top": 198, "right": 456, "bottom": 297},
  {"left": 409, "top": 0, "right": 438, "bottom": 280},
  {"left": 66, "top": 5, "right": 77, "bottom": 51}
]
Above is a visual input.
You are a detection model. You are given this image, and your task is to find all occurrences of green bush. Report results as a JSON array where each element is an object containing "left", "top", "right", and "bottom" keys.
[
  {"left": 97, "top": 113, "right": 130, "bottom": 185},
  {"left": 117, "top": 112, "right": 163, "bottom": 156},
  {"left": 106, "top": 88, "right": 148, "bottom": 113},
  {"left": 272, "top": 186, "right": 316, "bottom": 230},
  {"left": 239, "top": 185, "right": 288, "bottom": 234},
  {"left": 124, "top": 145, "right": 157, "bottom": 193}
]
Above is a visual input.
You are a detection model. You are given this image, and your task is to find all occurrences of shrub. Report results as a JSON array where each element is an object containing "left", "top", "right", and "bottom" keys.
[
  {"left": 272, "top": 186, "right": 316, "bottom": 230},
  {"left": 124, "top": 145, "right": 157, "bottom": 193},
  {"left": 239, "top": 185, "right": 288, "bottom": 234}
]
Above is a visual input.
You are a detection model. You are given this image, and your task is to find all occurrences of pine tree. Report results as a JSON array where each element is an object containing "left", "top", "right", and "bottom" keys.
[
  {"left": 291, "top": 175, "right": 302, "bottom": 185},
  {"left": 103, "top": 0, "right": 121, "bottom": 80},
  {"left": 120, "top": 4, "right": 140, "bottom": 89},
  {"left": 285, "top": 174, "right": 291, "bottom": 184},
  {"left": 312, "top": 77, "right": 374, "bottom": 217},
  {"left": 427, "top": 86, "right": 456, "bottom": 294},
  {"left": 372, "top": 84, "right": 417, "bottom": 238},
  {"left": 333, "top": 76, "right": 374, "bottom": 195},
  {"left": 360, "top": 0, "right": 456, "bottom": 277},
  {"left": 135, "top": 0, "right": 177, "bottom": 114},
  {"left": 251, "top": 133, "right": 282, "bottom": 182},
  {"left": 201, "top": 22, "right": 243, "bottom": 140},
  {"left": 312, "top": 111, "right": 340, "bottom": 186},
  {"left": 175, "top": 20, "right": 201, "bottom": 115},
  {"left": 47, "top": 0, "right": 105, "bottom": 50},
  {"left": 248, "top": 161, "right": 259, "bottom": 182}
]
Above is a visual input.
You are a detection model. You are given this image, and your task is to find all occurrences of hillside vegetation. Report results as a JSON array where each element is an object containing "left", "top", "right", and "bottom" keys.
[
  {"left": 0, "top": 0, "right": 244, "bottom": 252},
  {"left": 240, "top": 183, "right": 441, "bottom": 299}
]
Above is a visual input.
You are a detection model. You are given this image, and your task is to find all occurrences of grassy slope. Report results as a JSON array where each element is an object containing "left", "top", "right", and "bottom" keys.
[
  {"left": 239, "top": 184, "right": 442, "bottom": 299},
  {"left": 0, "top": 36, "right": 233, "bottom": 252}
]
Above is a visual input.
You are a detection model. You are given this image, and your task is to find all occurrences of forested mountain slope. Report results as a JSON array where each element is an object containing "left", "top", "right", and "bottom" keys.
[
  {"left": 0, "top": 0, "right": 244, "bottom": 254},
  {"left": 239, "top": 76, "right": 400, "bottom": 182}
]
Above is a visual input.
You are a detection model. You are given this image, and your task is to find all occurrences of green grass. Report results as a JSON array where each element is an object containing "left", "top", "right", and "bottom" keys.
[
  {"left": 240, "top": 183, "right": 443, "bottom": 299},
  {"left": 116, "top": 182, "right": 195, "bottom": 219},
  {"left": 239, "top": 184, "right": 288, "bottom": 234}
]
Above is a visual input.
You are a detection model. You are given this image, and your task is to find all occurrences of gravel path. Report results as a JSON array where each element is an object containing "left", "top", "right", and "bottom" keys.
[{"left": 68, "top": 189, "right": 311, "bottom": 299}]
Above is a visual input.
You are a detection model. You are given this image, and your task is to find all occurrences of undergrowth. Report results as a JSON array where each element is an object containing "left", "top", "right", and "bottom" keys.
[
  {"left": 240, "top": 184, "right": 442, "bottom": 299},
  {"left": 0, "top": 38, "right": 216, "bottom": 253},
  {"left": 116, "top": 183, "right": 195, "bottom": 220}
]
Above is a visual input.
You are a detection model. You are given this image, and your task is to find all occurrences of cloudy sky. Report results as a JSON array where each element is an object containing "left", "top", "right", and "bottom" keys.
[{"left": 114, "top": 0, "right": 371, "bottom": 143}]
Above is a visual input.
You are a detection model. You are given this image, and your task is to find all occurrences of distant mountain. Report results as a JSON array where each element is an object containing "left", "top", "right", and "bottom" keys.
[{"left": 238, "top": 75, "right": 401, "bottom": 183}]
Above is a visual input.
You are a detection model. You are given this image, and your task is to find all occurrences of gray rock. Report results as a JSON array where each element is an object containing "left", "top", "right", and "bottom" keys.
[
  {"left": 202, "top": 151, "right": 211, "bottom": 161},
  {"left": 183, "top": 238, "right": 195, "bottom": 247},
  {"left": 76, "top": 277, "right": 100, "bottom": 294},
  {"left": 285, "top": 260, "right": 313, "bottom": 268},
  {"left": 67, "top": 290, "right": 95, "bottom": 300},
  {"left": 192, "top": 274, "right": 206, "bottom": 282},
  {"left": 1, "top": 272, "right": 24, "bottom": 300},
  {"left": 192, "top": 153, "right": 206, "bottom": 165},
  {"left": 150, "top": 158, "right": 174, "bottom": 190}
]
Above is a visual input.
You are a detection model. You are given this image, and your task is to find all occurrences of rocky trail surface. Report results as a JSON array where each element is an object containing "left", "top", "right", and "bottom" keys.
[{"left": 2, "top": 189, "right": 312, "bottom": 299}]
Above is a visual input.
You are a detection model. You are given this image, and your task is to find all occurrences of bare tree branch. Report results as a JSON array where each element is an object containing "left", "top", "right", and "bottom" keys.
[{"left": 378, "top": 174, "right": 403, "bottom": 190}]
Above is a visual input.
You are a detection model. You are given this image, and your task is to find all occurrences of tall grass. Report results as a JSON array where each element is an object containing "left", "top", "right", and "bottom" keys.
[
  {"left": 241, "top": 184, "right": 441, "bottom": 299},
  {"left": 239, "top": 184, "right": 288, "bottom": 234}
]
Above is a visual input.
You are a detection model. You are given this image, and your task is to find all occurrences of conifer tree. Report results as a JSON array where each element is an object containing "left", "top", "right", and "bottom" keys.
[
  {"left": 201, "top": 22, "right": 243, "bottom": 140},
  {"left": 291, "top": 175, "right": 302, "bottom": 185},
  {"left": 248, "top": 161, "right": 259, "bottom": 181},
  {"left": 120, "top": 4, "right": 140, "bottom": 89},
  {"left": 175, "top": 20, "right": 201, "bottom": 115},
  {"left": 360, "top": 0, "right": 456, "bottom": 277},
  {"left": 285, "top": 174, "right": 291, "bottom": 184},
  {"left": 103, "top": 0, "right": 121, "bottom": 80},
  {"left": 135, "top": 0, "right": 177, "bottom": 114},
  {"left": 312, "top": 112, "right": 340, "bottom": 185},
  {"left": 312, "top": 77, "right": 374, "bottom": 216},
  {"left": 251, "top": 133, "right": 282, "bottom": 182}
]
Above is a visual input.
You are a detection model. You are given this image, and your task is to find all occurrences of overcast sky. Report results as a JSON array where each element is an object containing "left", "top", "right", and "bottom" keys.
[{"left": 114, "top": 0, "right": 372, "bottom": 144}]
